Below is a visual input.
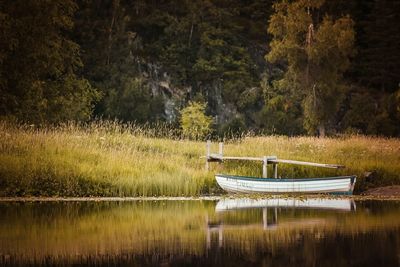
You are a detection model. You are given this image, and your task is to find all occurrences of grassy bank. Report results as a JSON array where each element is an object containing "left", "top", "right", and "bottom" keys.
[{"left": 0, "top": 121, "right": 399, "bottom": 197}]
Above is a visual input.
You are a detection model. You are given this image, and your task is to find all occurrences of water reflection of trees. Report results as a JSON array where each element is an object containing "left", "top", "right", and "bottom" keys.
[{"left": 0, "top": 200, "right": 399, "bottom": 266}]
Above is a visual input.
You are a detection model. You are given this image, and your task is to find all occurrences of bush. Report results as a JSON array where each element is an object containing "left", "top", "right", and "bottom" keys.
[{"left": 180, "top": 102, "right": 212, "bottom": 139}]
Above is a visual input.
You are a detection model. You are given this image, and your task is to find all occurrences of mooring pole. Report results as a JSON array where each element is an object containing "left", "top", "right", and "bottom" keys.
[
  {"left": 218, "top": 226, "right": 223, "bottom": 248},
  {"left": 218, "top": 142, "right": 224, "bottom": 156},
  {"left": 262, "top": 156, "right": 268, "bottom": 178},
  {"left": 273, "top": 163, "right": 278, "bottom": 179},
  {"left": 263, "top": 208, "right": 268, "bottom": 230},
  {"left": 206, "top": 140, "right": 211, "bottom": 171}
]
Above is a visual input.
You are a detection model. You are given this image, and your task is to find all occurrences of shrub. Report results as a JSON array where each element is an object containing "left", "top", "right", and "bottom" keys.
[{"left": 180, "top": 102, "right": 212, "bottom": 139}]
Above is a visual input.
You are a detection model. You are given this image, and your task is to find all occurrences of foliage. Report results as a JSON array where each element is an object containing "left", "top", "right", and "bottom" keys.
[
  {"left": 72, "top": 0, "right": 263, "bottom": 125},
  {"left": 0, "top": 0, "right": 99, "bottom": 124},
  {"left": 342, "top": 88, "right": 400, "bottom": 136},
  {"left": 266, "top": 0, "right": 355, "bottom": 136},
  {"left": 256, "top": 73, "right": 304, "bottom": 135},
  {"left": 342, "top": 91, "right": 377, "bottom": 134},
  {"left": 0, "top": 0, "right": 399, "bottom": 136},
  {"left": 219, "top": 116, "right": 247, "bottom": 138},
  {"left": 104, "top": 78, "right": 164, "bottom": 123},
  {"left": 180, "top": 101, "right": 213, "bottom": 140},
  {"left": 72, "top": 0, "right": 164, "bottom": 122},
  {"left": 356, "top": 0, "right": 400, "bottom": 92}
]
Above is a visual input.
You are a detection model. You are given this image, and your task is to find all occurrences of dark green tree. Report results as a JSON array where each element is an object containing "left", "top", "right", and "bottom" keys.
[
  {"left": 257, "top": 73, "right": 304, "bottom": 135},
  {"left": 192, "top": 1, "right": 257, "bottom": 105},
  {"left": 105, "top": 77, "right": 163, "bottom": 122},
  {"left": 266, "top": 0, "right": 355, "bottom": 136},
  {"left": 73, "top": 0, "right": 165, "bottom": 122},
  {"left": 357, "top": 0, "right": 400, "bottom": 92},
  {"left": 0, "top": 0, "right": 99, "bottom": 123}
]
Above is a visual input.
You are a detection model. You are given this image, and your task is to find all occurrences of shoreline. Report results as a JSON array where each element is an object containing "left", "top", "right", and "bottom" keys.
[
  {"left": 1, "top": 193, "right": 400, "bottom": 202},
  {"left": 0, "top": 196, "right": 221, "bottom": 202}
]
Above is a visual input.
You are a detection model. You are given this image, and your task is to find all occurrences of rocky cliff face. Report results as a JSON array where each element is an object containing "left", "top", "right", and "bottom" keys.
[
  {"left": 143, "top": 67, "right": 241, "bottom": 125},
  {"left": 140, "top": 43, "right": 269, "bottom": 127},
  {"left": 141, "top": 63, "right": 184, "bottom": 123}
]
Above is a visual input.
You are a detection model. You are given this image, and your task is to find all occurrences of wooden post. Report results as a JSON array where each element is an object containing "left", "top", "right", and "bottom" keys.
[
  {"left": 205, "top": 214, "right": 210, "bottom": 249},
  {"left": 262, "top": 156, "right": 268, "bottom": 178},
  {"left": 263, "top": 208, "right": 268, "bottom": 230},
  {"left": 273, "top": 164, "right": 278, "bottom": 179},
  {"left": 218, "top": 142, "right": 223, "bottom": 156},
  {"left": 218, "top": 226, "right": 223, "bottom": 247},
  {"left": 206, "top": 140, "right": 211, "bottom": 171}
]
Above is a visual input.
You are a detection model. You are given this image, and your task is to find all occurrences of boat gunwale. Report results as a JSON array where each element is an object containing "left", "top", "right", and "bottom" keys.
[{"left": 216, "top": 174, "right": 357, "bottom": 183}]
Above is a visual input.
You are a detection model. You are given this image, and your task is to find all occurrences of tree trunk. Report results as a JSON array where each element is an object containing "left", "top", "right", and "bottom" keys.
[
  {"left": 107, "top": 0, "right": 120, "bottom": 65},
  {"left": 318, "top": 124, "right": 326, "bottom": 137}
]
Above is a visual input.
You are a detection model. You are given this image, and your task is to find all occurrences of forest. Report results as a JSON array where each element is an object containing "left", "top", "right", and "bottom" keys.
[{"left": 1, "top": 0, "right": 400, "bottom": 137}]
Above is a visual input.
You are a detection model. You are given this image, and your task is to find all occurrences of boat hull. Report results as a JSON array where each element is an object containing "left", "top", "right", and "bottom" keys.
[{"left": 215, "top": 174, "right": 356, "bottom": 195}]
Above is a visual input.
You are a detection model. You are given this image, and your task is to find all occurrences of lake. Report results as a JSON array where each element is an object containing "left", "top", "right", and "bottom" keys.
[{"left": 0, "top": 198, "right": 399, "bottom": 266}]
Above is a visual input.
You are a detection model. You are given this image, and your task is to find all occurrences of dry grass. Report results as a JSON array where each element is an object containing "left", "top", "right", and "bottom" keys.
[{"left": 0, "top": 120, "right": 399, "bottom": 196}]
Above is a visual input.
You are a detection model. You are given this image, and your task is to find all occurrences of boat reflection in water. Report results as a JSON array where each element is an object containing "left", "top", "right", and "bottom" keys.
[
  {"left": 215, "top": 197, "right": 356, "bottom": 212},
  {"left": 206, "top": 198, "right": 356, "bottom": 249},
  {"left": 1, "top": 199, "right": 399, "bottom": 266}
]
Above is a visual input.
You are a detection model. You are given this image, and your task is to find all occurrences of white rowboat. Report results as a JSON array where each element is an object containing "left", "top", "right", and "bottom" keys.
[{"left": 215, "top": 174, "right": 357, "bottom": 195}]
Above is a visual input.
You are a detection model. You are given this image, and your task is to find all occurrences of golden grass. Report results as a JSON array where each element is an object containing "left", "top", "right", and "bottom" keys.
[{"left": 0, "top": 120, "right": 399, "bottom": 197}]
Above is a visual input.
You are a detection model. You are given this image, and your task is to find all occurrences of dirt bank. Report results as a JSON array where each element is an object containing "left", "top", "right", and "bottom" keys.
[{"left": 361, "top": 186, "right": 400, "bottom": 197}]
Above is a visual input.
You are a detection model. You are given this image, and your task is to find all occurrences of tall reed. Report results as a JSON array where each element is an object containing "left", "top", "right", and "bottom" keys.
[{"left": 0, "top": 120, "right": 399, "bottom": 196}]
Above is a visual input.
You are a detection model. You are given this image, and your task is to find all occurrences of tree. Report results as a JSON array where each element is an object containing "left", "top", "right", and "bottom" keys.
[
  {"left": 105, "top": 77, "right": 163, "bottom": 123},
  {"left": 342, "top": 91, "right": 377, "bottom": 134},
  {"left": 71, "top": 1, "right": 274, "bottom": 128},
  {"left": 180, "top": 101, "right": 212, "bottom": 139},
  {"left": 192, "top": 1, "right": 257, "bottom": 105},
  {"left": 266, "top": 0, "right": 355, "bottom": 136},
  {"left": 0, "top": 0, "right": 99, "bottom": 123},
  {"left": 357, "top": 0, "right": 400, "bottom": 92},
  {"left": 257, "top": 73, "right": 304, "bottom": 135}
]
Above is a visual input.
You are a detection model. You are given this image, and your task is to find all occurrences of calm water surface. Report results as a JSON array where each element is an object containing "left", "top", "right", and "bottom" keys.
[{"left": 0, "top": 198, "right": 399, "bottom": 266}]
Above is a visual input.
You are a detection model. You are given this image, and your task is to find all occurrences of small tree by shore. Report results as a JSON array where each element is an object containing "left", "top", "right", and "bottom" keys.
[{"left": 180, "top": 102, "right": 212, "bottom": 140}]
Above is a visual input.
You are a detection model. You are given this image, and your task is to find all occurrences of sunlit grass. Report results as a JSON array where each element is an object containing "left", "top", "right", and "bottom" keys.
[{"left": 0, "top": 120, "right": 399, "bottom": 197}]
